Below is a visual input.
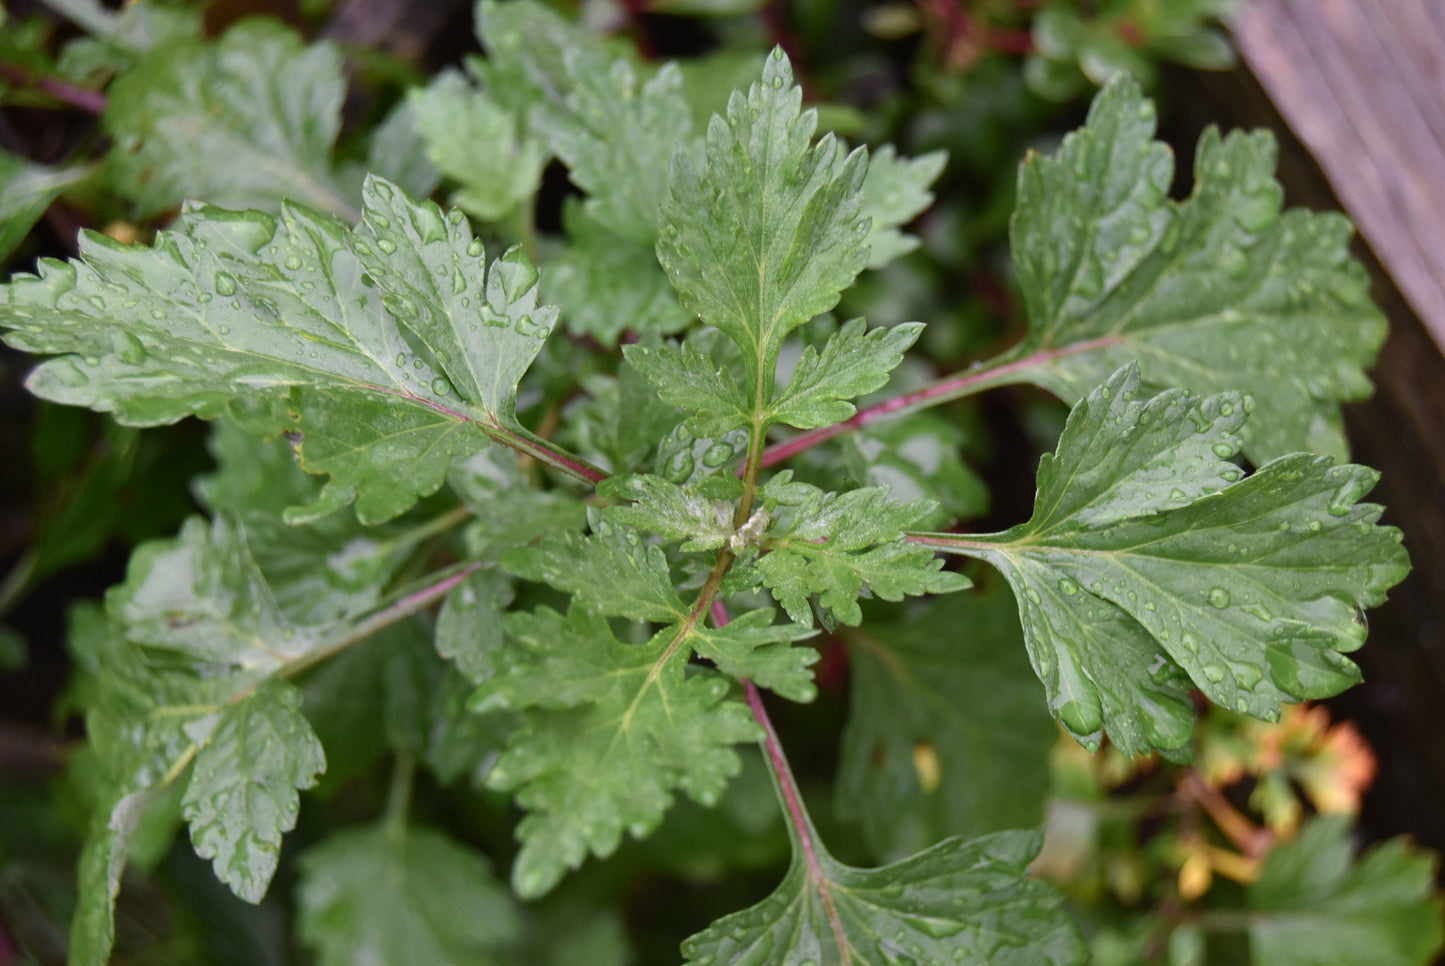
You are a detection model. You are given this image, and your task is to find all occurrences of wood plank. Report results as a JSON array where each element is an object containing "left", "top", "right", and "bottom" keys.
[{"left": 1231, "top": 0, "right": 1445, "bottom": 354}]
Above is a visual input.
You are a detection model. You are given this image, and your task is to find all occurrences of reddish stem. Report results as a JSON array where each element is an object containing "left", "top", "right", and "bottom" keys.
[
  {"left": 713, "top": 602, "right": 848, "bottom": 954},
  {"left": 757, "top": 335, "right": 1122, "bottom": 470},
  {"left": 0, "top": 65, "right": 107, "bottom": 114}
]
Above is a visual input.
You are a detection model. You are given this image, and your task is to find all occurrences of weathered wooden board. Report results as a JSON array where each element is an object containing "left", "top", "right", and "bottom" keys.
[{"left": 1232, "top": 0, "right": 1445, "bottom": 354}]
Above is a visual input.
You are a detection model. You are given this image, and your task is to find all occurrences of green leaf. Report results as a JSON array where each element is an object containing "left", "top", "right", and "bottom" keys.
[
  {"left": 108, "top": 515, "right": 319, "bottom": 672},
  {"left": 297, "top": 822, "right": 520, "bottom": 966},
  {"left": 2, "top": 175, "right": 581, "bottom": 523},
  {"left": 436, "top": 567, "right": 514, "bottom": 683},
  {"left": 473, "top": 0, "right": 600, "bottom": 118},
  {"left": 841, "top": 414, "right": 990, "bottom": 526},
  {"left": 360, "top": 96, "right": 442, "bottom": 202},
  {"left": 1007, "top": 76, "right": 1386, "bottom": 463},
  {"left": 859, "top": 145, "right": 947, "bottom": 268},
  {"left": 408, "top": 69, "right": 544, "bottom": 221},
  {"left": 539, "top": 49, "right": 694, "bottom": 243},
  {"left": 546, "top": 203, "right": 689, "bottom": 344},
  {"left": 556, "top": 358, "right": 689, "bottom": 474},
  {"left": 193, "top": 418, "right": 414, "bottom": 624},
  {"left": 181, "top": 677, "right": 325, "bottom": 903},
  {"left": 103, "top": 20, "right": 355, "bottom": 219},
  {"left": 502, "top": 515, "right": 687, "bottom": 622},
  {"left": 682, "top": 829, "right": 1084, "bottom": 965},
  {"left": 624, "top": 337, "right": 751, "bottom": 437},
  {"left": 70, "top": 615, "right": 224, "bottom": 966},
  {"left": 924, "top": 365, "right": 1409, "bottom": 755},
  {"left": 657, "top": 48, "right": 869, "bottom": 392},
  {"left": 768, "top": 319, "right": 923, "bottom": 429},
  {"left": 756, "top": 476, "right": 970, "bottom": 625},
  {"left": 837, "top": 589, "right": 1055, "bottom": 861},
  {"left": 43, "top": 0, "right": 200, "bottom": 55},
  {"left": 0, "top": 150, "right": 97, "bottom": 261},
  {"left": 1247, "top": 815, "right": 1445, "bottom": 966},
  {"left": 471, "top": 606, "right": 759, "bottom": 897},
  {"left": 448, "top": 449, "right": 588, "bottom": 560},
  {"left": 599, "top": 473, "right": 737, "bottom": 552},
  {"left": 689, "top": 609, "right": 819, "bottom": 701}
]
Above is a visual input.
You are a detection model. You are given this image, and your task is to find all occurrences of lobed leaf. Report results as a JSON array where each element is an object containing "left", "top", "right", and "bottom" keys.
[
  {"left": 408, "top": 69, "right": 544, "bottom": 222},
  {"left": 689, "top": 609, "right": 819, "bottom": 702},
  {"left": 539, "top": 49, "right": 694, "bottom": 243},
  {"left": 108, "top": 515, "right": 318, "bottom": 673},
  {"left": 757, "top": 476, "right": 970, "bottom": 625},
  {"left": 624, "top": 338, "right": 752, "bottom": 438},
  {"left": 768, "top": 318, "right": 923, "bottom": 430},
  {"left": 103, "top": 19, "right": 354, "bottom": 219},
  {"left": 181, "top": 678, "right": 325, "bottom": 902},
  {"left": 502, "top": 515, "right": 687, "bottom": 622},
  {"left": 657, "top": 48, "right": 870, "bottom": 391},
  {"left": 925, "top": 365, "right": 1409, "bottom": 756},
  {"left": 1247, "top": 815, "right": 1445, "bottom": 966},
  {"left": 1007, "top": 76, "right": 1386, "bottom": 463},
  {"left": 471, "top": 606, "right": 759, "bottom": 897},
  {"left": 1, "top": 176, "right": 577, "bottom": 523},
  {"left": 297, "top": 822, "right": 520, "bottom": 966},
  {"left": 600, "top": 474, "right": 737, "bottom": 552},
  {"left": 683, "top": 829, "right": 1083, "bottom": 965},
  {"left": 858, "top": 145, "right": 947, "bottom": 268}
]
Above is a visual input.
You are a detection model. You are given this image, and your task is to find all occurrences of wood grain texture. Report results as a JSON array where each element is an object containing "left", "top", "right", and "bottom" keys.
[{"left": 1232, "top": 0, "right": 1445, "bottom": 353}]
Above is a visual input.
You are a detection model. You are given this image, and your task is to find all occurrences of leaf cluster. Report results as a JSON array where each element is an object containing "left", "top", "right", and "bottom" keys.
[{"left": 0, "top": 3, "right": 1439, "bottom": 965}]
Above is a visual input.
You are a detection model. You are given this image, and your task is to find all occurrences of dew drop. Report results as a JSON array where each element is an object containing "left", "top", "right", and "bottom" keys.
[
  {"left": 452, "top": 271, "right": 467, "bottom": 295},
  {"left": 1057, "top": 696, "right": 1103, "bottom": 736},
  {"left": 773, "top": 46, "right": 785, "bottom": 60},
  {"left": 215, "top": 273, "right": 237, "bottom": 296},
  {"left": 772, "top": 75, "right": 784, "bottom": 89},
  {"left": 198, "top": 292, "right": 213, "bottom": 303},
  {"left": 1201, "top": 664, "right": 1225, "bottom": 683},
  {"left": 666, "top": 454, "right": 695, "bottom": 483},
  {"left": 1235, "top": 698, "right": 1249, "bottom": 714},
  {"left": 395, "top": 352, "right": 407, "bottom": 367},
  {"left": 217, "top": 324, "right": 231, "bottom": 335},
  {"left": 1058, "top": 577, "right": 1079, "bottom": 596},
  {"left": 467, "top": 239, "right": 484, "bottom": 257},
  {"left": 431, "top": 376, "right": 453, "bottom": 395},
  {"left": 87, "top": 295, "right": 106, "bottom": 310},
  {"left": 284, "top": 254, "right": 302, "bottom": 270},
  {"left": 1212, "top": 442, "right": 1235, "bottom": 458},
  {"left": 377, "top": 238, "right": 398, "bottom": 254},
  {"left": 1327, "top": 476, "right": 1367, "bottom": 516},
  {"left": 702, "top": 442, "right": 734, "bottom": 468},
  {"left": 1207, "top": 587, "right": 1230, "bottom": 608}
]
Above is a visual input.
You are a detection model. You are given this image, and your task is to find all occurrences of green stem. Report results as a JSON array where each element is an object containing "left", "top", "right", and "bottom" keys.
[
  {"left": 385, "top": 751, "right": 416, "bottom": 840},
  {"left": 0, "top": 551, "right": 36, "bottom": 621}
]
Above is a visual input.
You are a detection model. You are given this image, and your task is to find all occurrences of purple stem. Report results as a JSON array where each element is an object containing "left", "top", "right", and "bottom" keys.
[
  {"left": 757, "top": 335, "right": 1123, "bottom": 470},
  {"left": 713, "top": 602, "right": 846, "bottom": 951},
  {"left": 0, "top": 65, "right": 107, "bottom": 114}
]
